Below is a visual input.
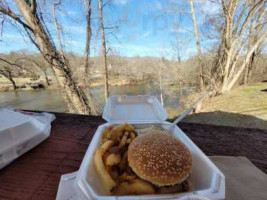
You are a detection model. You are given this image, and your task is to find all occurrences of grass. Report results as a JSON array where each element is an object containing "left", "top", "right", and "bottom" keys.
[{"left": 183, "top": 82, "right": 267, "bottom": 130}]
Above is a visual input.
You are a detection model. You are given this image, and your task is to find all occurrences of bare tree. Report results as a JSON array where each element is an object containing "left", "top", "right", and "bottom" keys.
[
  {"left": 52, "top": 1, "right": 65, "bottom": 57},
  {"left": 15, "top": 57, "right": 50, "bottom": 86},
  {"left": 84, "top": 0, "right": 92, "bottom": 80},
  {"left": 188, "top": 0, "right": 205, "bottom": 90},
  {"left": 98, "top": 0, "right": 109, "bottom": 101},
  {"left": 0, "top": 0, "right": 93, "bottom": 114},
  {"left": 0, "top": 56, "right": 38, "bottom": 78},
  {"left": 0, "top": 57, "right": 28, "bottom": 90},
  {"left": 0, "top": 65, "right": 17, "bottom": 90},
  {"left": 243, "top": 3, "right": 265, "bottom": 84},
  {"left": 211, "top": 0, "right": 267, "bottom": 94},
  {"left": 156, "top": 58, "right": 167, "bottom": 106}
]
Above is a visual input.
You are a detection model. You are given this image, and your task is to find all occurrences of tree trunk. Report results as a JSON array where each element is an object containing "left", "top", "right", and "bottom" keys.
[
  {"left": 84, "top": 0, "right": 92, "bottom": 81},
  {"left": 8, "top": 75, "right": 17, "bottom": 90},
  {"left": 0, "top": 67, "right": 18, "bottom": 90},
  {"left": 98, "top": 0, "right": 109, "bottom": 101},
  {"left": 15, "top": 0, "right": 92, "bottom": 114},
  {"left": 159, "top": 70, "right": 164, "bottom": 106},
  {"left": 0, "top": 69, "right": 17, "bottom": 90},
  {"left": 157, "top": 60, "right": 164, "bottom": 106},
  {"left": 243, "top": 63, "right": 249, "bottom": 84},
  {"left": 52, "top": 2, "right": 64, "bottom": 57},
  {"left": 243, "top": 53, "right": 255, "bottom": 84},
  {"left": 211, "top": 0, "right": 267, "bottom": 94},
  {"left": 188, "top": 0, "right": 204, "bottom": 90},
  {"left": 82, "top": 0, "right": 98, "bottom": 115},
  {"left": 243, "top": 4, "right": 263, "bottom": 85},
  {"left": 43, "top": 69, "right": 50, "bottom": 86},
  {"left": 222, "top": 30, "right": 267, "bottom": 92}
]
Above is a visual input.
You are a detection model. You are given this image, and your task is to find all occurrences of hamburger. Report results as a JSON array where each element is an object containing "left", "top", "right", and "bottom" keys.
[{"left": 128, "top": 131, "right": 192, "bottom": 192}]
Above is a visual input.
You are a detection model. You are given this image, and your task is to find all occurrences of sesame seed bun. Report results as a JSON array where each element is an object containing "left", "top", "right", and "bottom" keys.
[{"left": 128, "top": 132, "right": 192, "bottom": 186}]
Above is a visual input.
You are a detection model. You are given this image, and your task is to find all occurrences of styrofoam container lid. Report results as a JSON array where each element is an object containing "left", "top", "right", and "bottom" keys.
[
  {"left": 0, "top": 109, "right": 45, "bottom": 154},
  {"left": 102, "top": 95, "right": 169, "bottom": 122}
]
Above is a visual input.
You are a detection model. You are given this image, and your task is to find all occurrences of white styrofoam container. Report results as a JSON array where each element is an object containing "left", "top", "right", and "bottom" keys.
[
  {"left": 0, "top": 109, "right": 54, "bottom": 169},
  {"left": 74, "top": 95, "right": 225, "bottom": 200}
]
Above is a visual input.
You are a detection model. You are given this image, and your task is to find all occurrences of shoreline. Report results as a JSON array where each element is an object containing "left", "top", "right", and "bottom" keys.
[{"left": 0, "top": 77, "right": 156, "bottom": 92}]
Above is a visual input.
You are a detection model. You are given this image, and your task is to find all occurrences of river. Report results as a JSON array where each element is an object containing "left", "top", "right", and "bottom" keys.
[{"left": 0, "top": 82, "right": 196, "bottom": 114}]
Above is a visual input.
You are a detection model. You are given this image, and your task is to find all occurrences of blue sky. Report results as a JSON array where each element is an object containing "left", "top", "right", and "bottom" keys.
[{"left": 0, "top": 0, "right": 220, "bottom": 60}]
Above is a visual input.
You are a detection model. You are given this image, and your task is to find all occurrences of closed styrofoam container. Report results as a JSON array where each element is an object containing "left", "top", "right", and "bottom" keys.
[
  {"left": 0, "top": 109, "right": 55, "bottom": 169},
  {"left": 74, "top": 96, "right": 225, "bottom": 200}
]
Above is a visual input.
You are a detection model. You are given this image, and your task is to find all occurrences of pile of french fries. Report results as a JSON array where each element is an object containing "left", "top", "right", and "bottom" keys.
[{"left": 94, "top": 123, "right": 155, "bottom": 195}]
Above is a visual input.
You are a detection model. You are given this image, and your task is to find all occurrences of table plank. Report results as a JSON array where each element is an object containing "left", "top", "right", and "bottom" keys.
[
  {"left": 180, "top": 122, "right": 267, "bottom": 173},
  {"left": 0, "top": 113, "right": 266, "bottom": 200},
  {"left": 0, "top": 113, "right": 104, "bottom": 200}
]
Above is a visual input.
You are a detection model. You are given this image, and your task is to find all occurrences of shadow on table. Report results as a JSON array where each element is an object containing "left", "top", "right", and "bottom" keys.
[{"left": 173, "top": 111, "right": 267, "bottom": 130}]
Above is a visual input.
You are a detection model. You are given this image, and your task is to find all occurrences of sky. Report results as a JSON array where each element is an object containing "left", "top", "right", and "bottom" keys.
[{"left": 0, "top": 0, "right": 221, "bottom": 60}]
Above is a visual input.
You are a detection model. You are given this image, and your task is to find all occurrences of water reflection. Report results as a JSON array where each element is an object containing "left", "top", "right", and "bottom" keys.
[{"left": 0, "top": 82, "right": 195, "bottom": 114}]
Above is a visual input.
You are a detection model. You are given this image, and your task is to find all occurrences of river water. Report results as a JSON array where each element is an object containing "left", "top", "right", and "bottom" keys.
[{"left": 0, "top": 82, "right": 196, "bottom": 113}]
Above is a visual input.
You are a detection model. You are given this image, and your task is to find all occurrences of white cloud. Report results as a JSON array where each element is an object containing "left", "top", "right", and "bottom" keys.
[
  {"left": 65, "top": 39, "right": 84, "bottom": 47},
  {"left": 111, "top": 43, "right": 173, "bottom": 58},
  {"left": 68, "top": 25, "right": 85, "bottom": 34},
  {"left": 1, "top": 32, "right": 31, "bottom": 44},
  {"left": 170, "top": 28, "right": 188, "bottom": 34},
  {"left": 114, "top": 0, "right": 128, "bottom": 5}
]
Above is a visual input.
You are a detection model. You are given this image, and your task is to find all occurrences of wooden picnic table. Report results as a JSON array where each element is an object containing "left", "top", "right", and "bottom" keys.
[{"left": 0, "top": 112, "right": 266, "bottom": 200}]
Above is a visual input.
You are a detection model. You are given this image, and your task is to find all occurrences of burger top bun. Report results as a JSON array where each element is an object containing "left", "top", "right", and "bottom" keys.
[{"left": 128, "top": 132, "right": 192, "bottom": 186}]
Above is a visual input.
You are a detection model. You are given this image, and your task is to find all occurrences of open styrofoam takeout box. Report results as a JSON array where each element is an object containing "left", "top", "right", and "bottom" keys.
[
  {"left": 0, "top": 109, "right": 54, "bottom": 169},
  {"left": 75, "top": 95, "right": 225, "bottom": 200}
]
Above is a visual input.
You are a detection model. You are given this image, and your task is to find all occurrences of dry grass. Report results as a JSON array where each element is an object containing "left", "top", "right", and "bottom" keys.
[
  {"left": 0, "top": 77, "right": 33, "bottom": 84},
  {"left": 183, "top": 82, "right": 267, "bottom": 129}
]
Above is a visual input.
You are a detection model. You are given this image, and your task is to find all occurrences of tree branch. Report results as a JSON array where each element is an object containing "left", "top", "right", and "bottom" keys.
[
  {"left": 0, "top": 57, "right": 23, "bottom": 69},
  {"left": 238, "top": 0, "right": 265, "bottom": 36},
  {"left": 31, "top": 0, "right": 37, "bottom": 13},
  {"left": 0, "top": 5, "right": 33, "bottom": 32}
]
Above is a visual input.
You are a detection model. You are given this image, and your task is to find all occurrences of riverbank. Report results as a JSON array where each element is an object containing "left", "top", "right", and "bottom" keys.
[
  {"left": 1, "top": 78, "right": 266, "bottom": 130},
  {"left": 182, "top": 82, "right": 267, "bottom": 130},
  {"left": 0, "top": 81, "right": 185, "bottom": 114},
  {"left": 0, "top": 77, "right": 51, "bottom": 91},
  {"left": 0, "top": 76, "right": 153, "bottom": 92}
]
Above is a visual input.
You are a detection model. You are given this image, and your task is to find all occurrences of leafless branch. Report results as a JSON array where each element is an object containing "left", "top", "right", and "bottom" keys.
[
  {"left": 0, "top": 57, "right": 23, "bottom": 70},
  {"left": 31, "top": 0, "right": 37, "bottom": 13},
  {"left": 0, "top": 5, "right": 33, "bottom": 32}
]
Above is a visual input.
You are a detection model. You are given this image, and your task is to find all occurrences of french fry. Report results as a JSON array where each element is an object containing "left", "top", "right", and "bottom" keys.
[
  {"left": 119, "top": 173, "right": 136, "bottom": 182},
  {"left": 112, "top": 179, "right": 155, "bottom": 195},
  {"left": 101, "top": 140, "right": 114, "bottom": 150},
  {"left": 102, "top": 151, "right": 110, "bottom": 165},
  {"left": 106, "top": 154, "right": 121, "bottom": 166},
  {"left": 94, "top": 140, "right": 116, "bottom": 194},
  {"left": 124, "top": 131, "right": 129, "bottom": 137},
  {"left": 118, "top": 134, "right": 127, "bottom": 149},
  {"left": 109, "top": 131, "right": 124, "bottom": 143},
  {"left": 102, "top": 125, "right": 114, "bottom": 143},
  {"left": 130, "top": 131, "right": 136, "bottom": 140},
  {"left": 107, "top": 124, "right": 134, "bottom": 140}
]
